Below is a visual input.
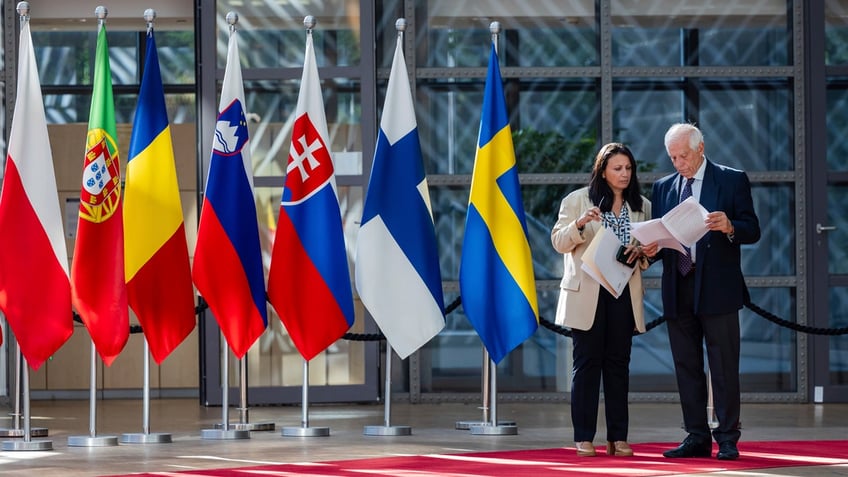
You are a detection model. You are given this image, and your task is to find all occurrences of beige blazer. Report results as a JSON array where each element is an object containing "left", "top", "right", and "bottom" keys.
[{"left": 550, "top": 187, "right": 651, "bottom": 332}]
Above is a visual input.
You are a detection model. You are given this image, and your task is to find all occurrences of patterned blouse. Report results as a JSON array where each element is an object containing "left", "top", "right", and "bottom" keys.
[{"left": 601, "top": 205, "right": 631, "bottom": 245}]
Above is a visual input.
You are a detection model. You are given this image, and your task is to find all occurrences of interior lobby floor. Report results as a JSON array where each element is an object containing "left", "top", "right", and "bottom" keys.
[{"left": 0, "top": 398, "right": 845, "bottom": 476}]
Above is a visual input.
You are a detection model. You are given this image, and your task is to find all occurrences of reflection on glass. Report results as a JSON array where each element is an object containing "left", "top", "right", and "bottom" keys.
[
  {"left": 614, "top": 81, "right": 793, "bottom": 173},
  {"left": 827, "top": 186, "right": 848, "bottom": 275},
  {"left": 741, "top": 287, "right": 796, "bottom": 392},
  {"left": 421, "top": 0, "right": 595, "bottom": 68},
  {"left": 826, "top": 83, "right": 848, "bottom": 171},
  {"left": 829, "top": 287, "right": 848, "bottom": 385},
  {"left": 243, "top": 79, "right": 362, "bottom": 177},
  {"left": 216, "top": 0, "right": 361, "bottom": 68},
  {"left": 611, "top": 0, "right": 788, "bottom": 66},
  {"left": 826, "top": 0, "right": 848, "bottom": 65}
]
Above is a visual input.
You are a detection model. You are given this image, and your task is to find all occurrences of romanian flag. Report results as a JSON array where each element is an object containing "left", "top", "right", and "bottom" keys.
[
  {"left": 70, "top": 23, "right": 129, "bottom": 366},
  {"left": 192, "top": 27, "right": 267, "bottom": 359},
  {"left": 124, "top": 28, "right": 196, "bottom": 364},
  {"left": 267, "top": 31, "right": 354, "bottom": 361},
  {"left": 0, "top": 18, "right": 73, "bottom": 370},
  {"left": 458, "top": 44, "right": 539, "bottom": 364},
  {"left": 354, "top": 32, "right": 445, "bottom": 360}
]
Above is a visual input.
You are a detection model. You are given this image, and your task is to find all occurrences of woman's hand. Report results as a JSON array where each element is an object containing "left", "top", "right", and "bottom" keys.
[{"left": 576, "top": 206, "right": 602, "bottom": 229}]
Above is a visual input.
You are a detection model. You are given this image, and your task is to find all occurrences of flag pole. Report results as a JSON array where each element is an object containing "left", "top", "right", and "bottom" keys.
[
  {"left": 201, "top": 332, "right": 249, "bottom": 439},
  {"left": 360, "top": 18, "right": 417, "bottom": 438},
  {"left": 363, "top": 344, "right": 411, "bottom": 436},
  {"left": 121, "top": 10, "right": 175, "bottom": 445},
  {"left": 68, "top": 340, "right": 119, "bottom": 446},
  {"left": 215, "top": 358, "right": 275, "bottom": 431},
  {"left": 121, "top": 337, "right": 172, "bottom": 443},
  {"left": 282, "top": 358, "right": 329, "bottom": 437},
  {"left": 0, "top": 344, "right": 47, "bottom": 438},
  {"left": 467, "top": 22, "right": 518, "bottom": 436},
  {"left": 2, "top": 353, "right": 52, "bottom": 451},
  {"left": 67, "top": 7, "right": 122, "bottom": 449}
]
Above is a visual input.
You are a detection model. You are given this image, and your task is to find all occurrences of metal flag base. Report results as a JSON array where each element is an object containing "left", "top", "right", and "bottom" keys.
[
  {"left": 2, "top": 439, "right": 52, "bottom": 451},
  {"left": 120, "top": 432, "right": 172, "bottom": 444},
  {"left": 455, "top": 419, "right": 516, "bottom": 430},
  {"left": 67, "top": 435, "right": 118, "bottom": 447},
  {"left": 0, "top": 427, "right": 48, "bottom": 438},
  {"left": 214, "top": 421, "right": 275, "bottom": 431},
  {"left": 363, "top": 425, "right": 411, "bottom": 436},
  {"left": 281, "top": 425, "right": 329, "bottom": 437},
  {"left": 200, "top": 428, "right": 250, "bottom": 440},
  {"left": 469, "top": 423, "right": 518, "bottom": 435}
]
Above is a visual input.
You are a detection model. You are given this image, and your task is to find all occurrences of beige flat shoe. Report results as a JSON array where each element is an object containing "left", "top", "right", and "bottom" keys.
[
  {"left": 575, "top": 441, "right": 597, "bottom": 457},
  {"left": 607, "top": 440, "right": 634, "bottom": 456}
]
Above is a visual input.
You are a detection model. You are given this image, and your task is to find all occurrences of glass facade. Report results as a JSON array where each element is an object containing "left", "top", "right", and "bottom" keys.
[{"left": 2, "top": 0, "right": 847, "bottom": 402}]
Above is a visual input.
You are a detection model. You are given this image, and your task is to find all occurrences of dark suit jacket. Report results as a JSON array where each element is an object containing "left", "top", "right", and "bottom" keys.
[{"left": 651, "top": 159, "right": 760, "bottom": 318}]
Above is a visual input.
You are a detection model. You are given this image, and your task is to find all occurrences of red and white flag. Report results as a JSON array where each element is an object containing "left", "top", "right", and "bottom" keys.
[{"left": 0, "top": 20, "right": 73, "bottom": 370}]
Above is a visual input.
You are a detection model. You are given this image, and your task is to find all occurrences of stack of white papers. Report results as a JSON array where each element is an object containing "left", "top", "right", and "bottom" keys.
[
  {"left": 581, "top": 227, "right": 636, "bottom": 298},
  {"left": 631, "top": 197, "right": 709, "bottom": 253}
]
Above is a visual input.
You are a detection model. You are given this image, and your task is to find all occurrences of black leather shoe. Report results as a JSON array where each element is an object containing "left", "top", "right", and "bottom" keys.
[
  {"left": 716, "top": 441, "right": 739, "bottom": 460},
  {"left": 663, "top": 435, "right": 712, "bottom": 458}
]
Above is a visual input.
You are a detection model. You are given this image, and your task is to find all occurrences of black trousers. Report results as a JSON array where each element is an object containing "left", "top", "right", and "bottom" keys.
[
  {"left": 667, "top": 272, "right": 742, "bottom": 444},
  {"left": 571, "top": 285, "right": 635, "bottom": 442}
]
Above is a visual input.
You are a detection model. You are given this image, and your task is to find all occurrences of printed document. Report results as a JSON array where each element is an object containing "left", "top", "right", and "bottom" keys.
[
  {"left": 581, "top": 227, "right": 636, "bottom": 298},
  {"left": 631, "top": 196, "right": 709, "bottom": 253}
]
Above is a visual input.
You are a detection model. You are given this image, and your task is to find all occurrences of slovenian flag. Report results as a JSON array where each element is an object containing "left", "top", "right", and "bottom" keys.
[
  {"left": 192, "top": 27, "right": 267, "bottom": 359},
  {"left": 354, "top": 31, "right": 445, "bottom": 360},
  {"left": 124, "top": 28, "right": 196, "bottom": 364},
  {"left": 71, "top": 22, "right": 129, "bottom": 366},
  {"left": 267, "top": 30, "right": 354, "bottom": 361},
  {"left": 0, "top": 17, "right": 73, "bottom": 370},
  {"left": 459, "top": 43, "right": 539, "bottom": 365}
]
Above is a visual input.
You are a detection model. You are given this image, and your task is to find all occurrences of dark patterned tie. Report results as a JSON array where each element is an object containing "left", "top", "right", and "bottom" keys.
[{"left": 678, "top": 177, "right": 695, "bottom": 276}]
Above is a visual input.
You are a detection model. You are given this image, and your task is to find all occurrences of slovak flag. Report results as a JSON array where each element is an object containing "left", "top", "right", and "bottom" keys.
[
  {"left": 354, "top": 31, "right": 445, "bottom": 360},
  {"left": 267, "top": 30, "right": 354, "bottom": 362},
  {"left": 192, "top": 28, "right": 267, "bottom": 359}
]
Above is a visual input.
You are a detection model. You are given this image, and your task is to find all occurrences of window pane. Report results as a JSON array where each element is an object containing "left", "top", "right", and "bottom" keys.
[
  {"left": 829, "top": 287, "right": 848, "bottom": 385},
  {"left": 826, "top": 80, "right": 848, "bottom": 171},
  {"left": 243, "top": 79, "right": 362, "bottom": 177},
  {"left": 613, "top": 80, "right": 793, "bottom": 173},
  {"left": 420, "top": 1, "right": 596, "bottom": 68},
  {"left": 217, "top": 0, "right": 361, "bottom": 68},
  {"left": 611, "top": 0, "right": 789, "bottom": 67},
  {"left": 826, "top": 0, "right": 848, "bottom": 65}
]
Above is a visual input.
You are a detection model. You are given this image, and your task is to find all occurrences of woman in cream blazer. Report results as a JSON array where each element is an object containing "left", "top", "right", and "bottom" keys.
[{"left": 550, "top": 143, "right": 651, "bottom": 458}]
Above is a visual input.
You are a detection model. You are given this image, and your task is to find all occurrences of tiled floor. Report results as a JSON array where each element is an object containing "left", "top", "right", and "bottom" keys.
[{"left": 0, "top": 398, "right": 846, "bottom": 476}]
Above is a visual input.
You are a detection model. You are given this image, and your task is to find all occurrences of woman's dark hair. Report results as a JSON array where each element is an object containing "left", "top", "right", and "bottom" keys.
[{"left": 587, "top": 142, "right": 643, "bottom": 213}]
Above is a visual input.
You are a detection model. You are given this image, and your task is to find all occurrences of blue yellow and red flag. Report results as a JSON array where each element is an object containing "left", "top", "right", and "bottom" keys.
[{"left": 124, "top": 28, "right": 196, "bottom": 364}]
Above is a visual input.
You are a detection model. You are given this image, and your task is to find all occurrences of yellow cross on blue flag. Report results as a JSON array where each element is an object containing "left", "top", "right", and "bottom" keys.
[{"left": 459, "top": 43, "right": 539, "bottom": 364}]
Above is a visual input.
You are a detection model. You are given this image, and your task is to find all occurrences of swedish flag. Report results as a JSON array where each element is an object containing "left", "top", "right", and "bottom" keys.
[{"left": 459, "top": 43, "right": 539, "bottom": 364}]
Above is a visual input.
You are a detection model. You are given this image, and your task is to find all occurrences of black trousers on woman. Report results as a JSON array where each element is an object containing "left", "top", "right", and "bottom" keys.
[{"left": 571, "top": 285, "right": 635, "bottom": 443}]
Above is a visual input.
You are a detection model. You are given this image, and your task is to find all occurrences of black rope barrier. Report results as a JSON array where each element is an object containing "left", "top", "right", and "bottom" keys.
[{"left": 68, "top": 290, "right": 847, "bottom": 342}]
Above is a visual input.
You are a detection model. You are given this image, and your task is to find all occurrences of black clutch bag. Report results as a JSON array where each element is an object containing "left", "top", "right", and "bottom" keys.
[{"left": 616, "top": 245, "right": 637, "bottom": 268}]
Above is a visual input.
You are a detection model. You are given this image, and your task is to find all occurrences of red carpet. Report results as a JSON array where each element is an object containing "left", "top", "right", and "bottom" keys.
[{"left": 111, "top": 440, "right": 848, "bottom": 476}]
